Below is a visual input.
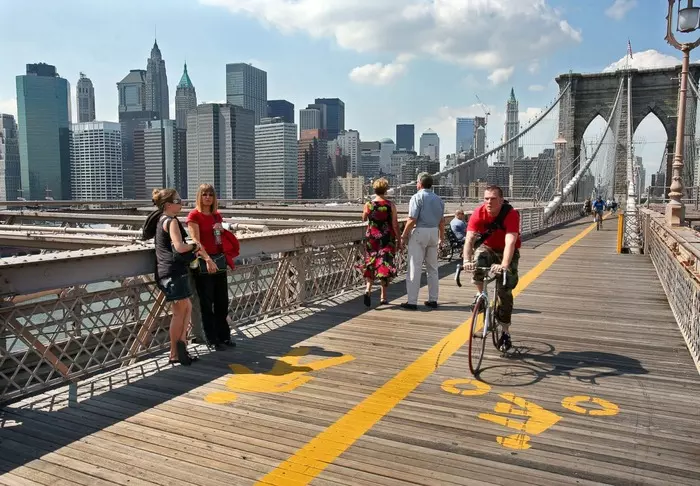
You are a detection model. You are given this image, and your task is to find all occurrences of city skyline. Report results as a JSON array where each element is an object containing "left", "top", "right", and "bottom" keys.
[{"left": 0, "top": 0, "right": 690, "bottom": 177}]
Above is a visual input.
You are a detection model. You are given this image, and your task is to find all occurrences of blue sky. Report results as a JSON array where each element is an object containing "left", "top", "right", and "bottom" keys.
[{"left": 0, "top": 0, "right": 689, "bottom": 179}]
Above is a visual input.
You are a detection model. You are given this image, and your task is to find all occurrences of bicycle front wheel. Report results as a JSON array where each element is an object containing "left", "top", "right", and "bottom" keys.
[{"left": 468, "top": 296, "right": 489, "bottom": 376}]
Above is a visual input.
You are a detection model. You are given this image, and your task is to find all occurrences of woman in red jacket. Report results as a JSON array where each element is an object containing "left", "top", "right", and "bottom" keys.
[{"left": 187, "top": 184, "right": 235, "bottom": 350}]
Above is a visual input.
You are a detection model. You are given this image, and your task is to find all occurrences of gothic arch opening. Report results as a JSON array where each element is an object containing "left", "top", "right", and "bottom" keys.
[
  {"left": 633, "top": 112, "right": 667, "bottom": 197},
  {"left": 580, "top": 115, "right": 609, "bottom": 198}
]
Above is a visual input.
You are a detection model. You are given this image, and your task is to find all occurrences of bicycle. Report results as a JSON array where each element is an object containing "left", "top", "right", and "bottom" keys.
[
  {"left": 455, "top": 263, "right": 508, "bottom": 376},
  {"left": 594, "top": 211, "right": 603, "bottom": 231}
]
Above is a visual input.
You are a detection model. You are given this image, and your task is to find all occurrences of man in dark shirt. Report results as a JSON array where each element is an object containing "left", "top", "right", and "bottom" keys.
[{"left": 463, "top": 185, "right": 521, "bottom": 351}]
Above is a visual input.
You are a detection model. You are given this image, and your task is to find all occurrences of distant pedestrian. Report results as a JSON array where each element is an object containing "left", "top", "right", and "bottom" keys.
[{"left": 400, "top": 173, "right": 445, "bottom": 310}]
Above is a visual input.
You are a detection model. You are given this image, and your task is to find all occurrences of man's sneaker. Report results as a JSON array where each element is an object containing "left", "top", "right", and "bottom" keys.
[{"left": 497, "top": 332, "right": 512, "bottom": 352}]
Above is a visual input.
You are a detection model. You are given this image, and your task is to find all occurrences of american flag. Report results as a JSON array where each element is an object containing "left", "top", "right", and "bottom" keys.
[{"left": 627, "top": 39, "right": 633, "bottom": 60}]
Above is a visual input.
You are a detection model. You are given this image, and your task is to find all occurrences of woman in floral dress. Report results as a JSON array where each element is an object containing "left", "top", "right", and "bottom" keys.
[{"left": 361, "top": 178, "right": 400, "bottom": 307}]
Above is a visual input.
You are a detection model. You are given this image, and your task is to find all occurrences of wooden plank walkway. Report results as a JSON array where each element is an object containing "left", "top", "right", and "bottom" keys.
[{"left": 2, "top": 217, "right": 700, "bottom": 485}]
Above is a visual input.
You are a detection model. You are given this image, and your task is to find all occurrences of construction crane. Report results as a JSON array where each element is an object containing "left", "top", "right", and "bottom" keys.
[{"left": 475, "top": 94, "right": 491, "bottom": 126}]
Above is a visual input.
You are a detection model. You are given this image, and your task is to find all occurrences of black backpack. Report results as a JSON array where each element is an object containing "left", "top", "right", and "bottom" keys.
[
  {"left": 473, "top": 202, "right": 513, "bottom": 249},
  {"left": 142, "top": 209, "right": 163, "bottom": 240}
]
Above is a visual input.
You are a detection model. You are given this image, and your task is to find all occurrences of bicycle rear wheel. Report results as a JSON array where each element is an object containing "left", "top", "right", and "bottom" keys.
[{"left": 468, "top": 296, "right": 489, "bottom": 376}]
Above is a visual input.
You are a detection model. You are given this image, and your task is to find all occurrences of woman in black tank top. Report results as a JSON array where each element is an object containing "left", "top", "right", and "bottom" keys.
[{"left": 147, "top": 188, "right": 200, "bottom": 366}]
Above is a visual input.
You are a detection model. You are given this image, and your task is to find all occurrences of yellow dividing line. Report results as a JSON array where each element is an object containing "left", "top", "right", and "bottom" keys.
[{"left": 256, "top": 219, "right": 600, "bottom": 486}]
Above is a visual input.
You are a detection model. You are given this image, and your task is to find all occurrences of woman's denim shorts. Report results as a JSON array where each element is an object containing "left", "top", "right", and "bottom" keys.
[{"left": 157, "top": 274, "right": 193, "bottom": 302}]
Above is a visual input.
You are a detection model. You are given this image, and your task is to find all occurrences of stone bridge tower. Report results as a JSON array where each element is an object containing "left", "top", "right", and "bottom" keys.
[{"left": 556, "top": 64, "right": 700, "bottom": 200}]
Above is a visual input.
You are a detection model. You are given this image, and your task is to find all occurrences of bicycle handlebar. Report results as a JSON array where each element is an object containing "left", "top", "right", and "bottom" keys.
[{"left": 455, "top": 264, "right": 507, "bottom": 288}]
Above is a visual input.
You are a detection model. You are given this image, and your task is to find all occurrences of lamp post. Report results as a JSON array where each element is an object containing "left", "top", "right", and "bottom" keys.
[{"left": 665, "top": 0, "right": 700, "bottom": 225}]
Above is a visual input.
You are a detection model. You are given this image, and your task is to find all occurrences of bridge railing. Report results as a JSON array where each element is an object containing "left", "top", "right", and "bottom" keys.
[
  {"left": 639, "top": 208, "right": 700, "bottom": 374},
  {"left": 0, "top": 204, "right": 582, "bottom": 403}
]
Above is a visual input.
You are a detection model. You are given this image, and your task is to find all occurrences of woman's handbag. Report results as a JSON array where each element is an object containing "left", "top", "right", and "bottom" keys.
[{"left": 197, "top": 253, "right": 228, "bottom": 274}]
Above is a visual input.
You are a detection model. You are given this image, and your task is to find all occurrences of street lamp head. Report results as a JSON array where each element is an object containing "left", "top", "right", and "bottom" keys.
[
  {"left": 666, "top": 0, "right": 700, "bottom": 50},
  {"left": 678, "top": 0, "right": 700, "bottom": 32}
]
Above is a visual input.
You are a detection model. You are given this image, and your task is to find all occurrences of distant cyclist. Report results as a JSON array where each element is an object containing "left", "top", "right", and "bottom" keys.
[
  {"left": 610, "top": 199, "right": 618, "bottom": 214},
  {"left": 592, "top": 196, "right": 606, "bottom": 226}
]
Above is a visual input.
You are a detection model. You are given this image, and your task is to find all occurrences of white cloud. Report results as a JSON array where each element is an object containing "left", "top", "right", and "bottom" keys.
[
  {"left": 488, "top": 66, "right": 514, "bottom": 85},
  {"left": 349, "top": 61, "right": 407, "bottom": 85},
  {"left": 0, "top": 98, "right": 17, "bottom": 118},
  {"left": 201, "top": 0, "right": 582, "bottom": 76},
  {"left": 528, "top": 61, "right": 540, "bottom": 74},
  {"left": 603, "top": 49, "right": 680, "bottom": 72},
  {"left": 605, "top": 0, "right": 637, "bottom": 21},
  {"left": 529, "top": 84, "right": 545, "bottom": 92}
]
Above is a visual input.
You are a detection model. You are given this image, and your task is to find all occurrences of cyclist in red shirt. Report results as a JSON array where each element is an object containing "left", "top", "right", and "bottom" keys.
[{"left": 463, "top": 185, "right": 521, "bottom": 351}]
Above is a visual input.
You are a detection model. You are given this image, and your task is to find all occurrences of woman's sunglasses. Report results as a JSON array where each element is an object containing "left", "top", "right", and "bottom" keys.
[{"left": 202, "top": 192, "right": 214, "bottom": 197}]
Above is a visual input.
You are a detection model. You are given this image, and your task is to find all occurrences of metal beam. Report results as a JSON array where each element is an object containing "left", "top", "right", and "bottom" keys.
[
  {"left": 0, "top": 205, "right": 579, "bottom": 297},
  {"left": 0, "top": 232, "right": 138, "bottom": 249},
  {"left": 0, "top": 225, "right": 365, "bottom": 297},
  {"left": 0, "top": 210, "right": 339, "bottom": 228},
  {"left": 0, "top": 224, "right": 142, "bottom": 237}
]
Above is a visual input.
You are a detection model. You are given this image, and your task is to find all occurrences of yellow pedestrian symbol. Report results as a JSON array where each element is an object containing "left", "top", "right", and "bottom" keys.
[
  {"left": 478, "top": 393, "right": 562, "bottom": 450},
  {"left": 205, "top": 347, "right": 355, "bottom": 404}
]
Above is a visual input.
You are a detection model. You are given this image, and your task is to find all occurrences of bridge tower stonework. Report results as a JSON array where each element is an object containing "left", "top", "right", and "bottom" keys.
[{"left": 556, "top": 65, "right": 700, "bottom": 200}]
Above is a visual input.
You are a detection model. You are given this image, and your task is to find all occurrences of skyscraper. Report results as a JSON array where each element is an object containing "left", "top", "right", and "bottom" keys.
[
  {"left": 0, "top": 114, "right": 21, "bottom": 201},
  {"left": 336, "top": 130, "right": 360, "bottom": 176},
  {"left": 359, "top": 141, "right": 381, "bottom": 179},
  {"left": 500, "top": 88, "right": 520, "bottom": 169},
  {"left": 299, "top": 108, "right": 322, "bottom": 132},
  {"left": 396, "top": 124, "right": 415, "bottom": 152},
  {"left": 419, "top": 129, "right": 440, "bottom": 163},
  {"left": 76, "top": 73, "right": 96, "bottom": 123},
  {"left": 298, "top": 129, "right": 328, "bottom": 199},
  {"left": 16, "top": 63, "right": 71, "bottom": 200},
  {"left": 636, "top": 156, "right": 646, "bottom": 193},
  {"left": 187, "top": 104, "right": 255, "bottom": 199},
  {"left": 118, "top": 69, "right": 147, "bottom": 113},
  {"left": 142, "top": 120, "right": 179, "bottom": 193},
  {"left": 175, "top": 63, "right": 197, "bottom": 130},
  {"left": 145, "top": 40, "right": 169, "bottom": 119},
  {"left": 475, "top": 125, "right": 487, "bottom": 156},
  {"left": 70, "top": 121, "right": 122, "bottom": 200},
  {"left": 255, "top": 117, "right": 298, "bottom": 199},
  {"left": 267, "top": 100, "right": 294, "bottom": 123},
  {"left": 379, "top": 138, "right": 395, "bottom": 175},
  {"left": 226, "top": 63, "right": 267, "bottom": 124},
  {"left": 117, "top": 69, "right": 157, "bottom": 199},
  {"left": 456, "top": 118, "right": 475, "bottom": 154},
  {"left": 314, "top": 98, "right": 344, "bottom": 140}
]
